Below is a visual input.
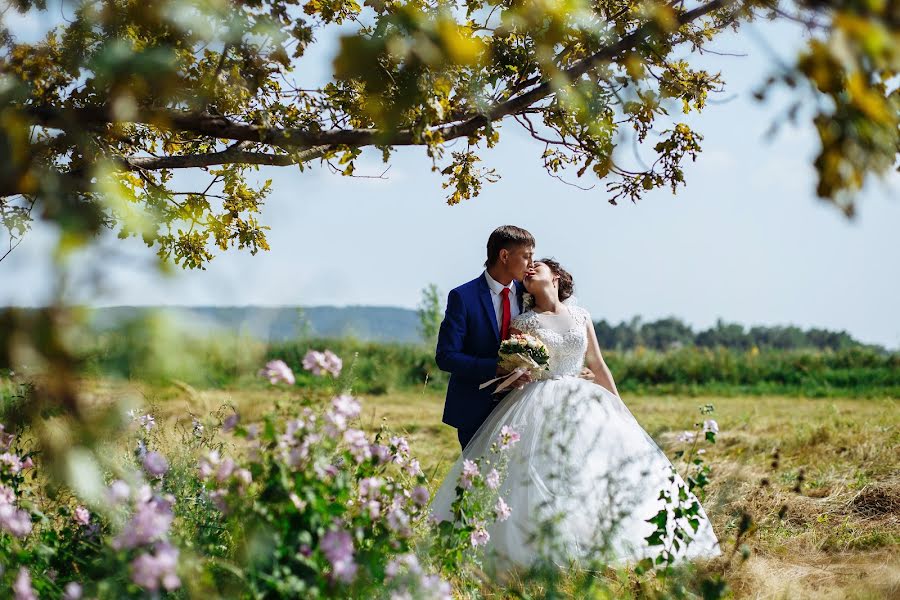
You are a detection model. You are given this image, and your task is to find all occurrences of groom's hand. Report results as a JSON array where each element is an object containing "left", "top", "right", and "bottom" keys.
[{"left": 579, "top": 367, "right": 595, "bottom": 382}]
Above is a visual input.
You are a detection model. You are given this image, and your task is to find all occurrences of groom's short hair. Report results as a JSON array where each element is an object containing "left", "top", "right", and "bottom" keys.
[{"left": 485, "top": 225, "right": 535, "bottom": 267}]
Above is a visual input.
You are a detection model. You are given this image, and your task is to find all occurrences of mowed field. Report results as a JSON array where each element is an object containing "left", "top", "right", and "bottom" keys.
[{"left": 79, "top": 379, "right": 900, "bottom": 599}]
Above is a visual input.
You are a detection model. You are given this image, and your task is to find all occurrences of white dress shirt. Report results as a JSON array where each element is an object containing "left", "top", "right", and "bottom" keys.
[{"left": 484, "top": 270, "right": 520, "bottom": 330}]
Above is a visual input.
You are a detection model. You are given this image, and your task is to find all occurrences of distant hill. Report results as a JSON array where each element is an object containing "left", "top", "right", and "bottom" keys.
[{"left": 87, "top": 306, "right": 422, "bottom": 343}]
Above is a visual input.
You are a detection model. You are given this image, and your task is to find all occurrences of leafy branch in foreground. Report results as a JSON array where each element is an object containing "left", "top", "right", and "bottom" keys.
[{"left": 1, "top": 0, "right": 896, "bottom": 267}]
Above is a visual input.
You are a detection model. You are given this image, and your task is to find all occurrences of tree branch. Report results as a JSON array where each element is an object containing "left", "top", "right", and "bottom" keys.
[{"left": 12, "top": 0, "right": 735, "bottom": 171}]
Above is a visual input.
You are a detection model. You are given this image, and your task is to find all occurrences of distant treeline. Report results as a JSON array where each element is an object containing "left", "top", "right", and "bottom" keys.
[
  {"left": 593, "top": 317, "right": 879, "bottom": 353},
  {"left": 10, "top": 311, "right": 892, "bottom": 399}
]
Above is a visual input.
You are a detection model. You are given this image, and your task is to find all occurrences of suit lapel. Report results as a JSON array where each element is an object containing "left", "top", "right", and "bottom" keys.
[{"left": 478, "top": 275, "right": 501, "bottom": 342}]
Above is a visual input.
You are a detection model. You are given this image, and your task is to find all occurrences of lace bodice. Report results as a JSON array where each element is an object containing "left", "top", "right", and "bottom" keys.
[{"left": 512, "top": 304, "right": 590, "bottom": 379}]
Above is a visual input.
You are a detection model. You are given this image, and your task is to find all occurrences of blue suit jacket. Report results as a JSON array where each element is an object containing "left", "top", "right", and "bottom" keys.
[{"left": 435, "top": 274, "right": 524, "bottom": 431}]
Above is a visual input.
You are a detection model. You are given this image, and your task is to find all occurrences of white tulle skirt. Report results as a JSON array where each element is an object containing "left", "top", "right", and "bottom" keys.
[{"left": 430, "top": 377, "right": 721, "bottom": 572}]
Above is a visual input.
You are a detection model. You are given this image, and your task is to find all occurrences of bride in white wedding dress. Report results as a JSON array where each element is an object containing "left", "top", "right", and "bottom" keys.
[{"left": 430, "top": 259, "right": 721, "bottom": 572}]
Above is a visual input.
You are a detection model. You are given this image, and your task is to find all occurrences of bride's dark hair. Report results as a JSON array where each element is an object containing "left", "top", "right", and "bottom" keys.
[{"left": 539, "top": 258, "right": 574, "bottom": 301}]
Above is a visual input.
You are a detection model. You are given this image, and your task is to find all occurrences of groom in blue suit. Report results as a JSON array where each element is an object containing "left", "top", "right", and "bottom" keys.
[{"left": 435, "top": 225, "right": 535, "bottom": 450}]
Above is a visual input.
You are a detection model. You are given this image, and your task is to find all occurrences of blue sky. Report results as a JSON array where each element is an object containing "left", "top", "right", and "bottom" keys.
[{"left": 1, "top": 8, "right": 898, "bottom": 348}]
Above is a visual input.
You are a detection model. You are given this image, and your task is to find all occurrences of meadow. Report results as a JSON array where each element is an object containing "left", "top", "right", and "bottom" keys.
[
  {"left": 27, "top": 374, "right": 900, "bottom": 599},
  {"left": 1, "top": 333, "right": 898, "bottom": 599}
]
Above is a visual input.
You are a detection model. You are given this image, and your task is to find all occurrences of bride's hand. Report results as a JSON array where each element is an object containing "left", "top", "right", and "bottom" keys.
[
  {"left": 579, "top": 367, "right": 595, "bottom": 382},
  {"left": 496, "top": 366, "right": 532, "bottom": 389}
]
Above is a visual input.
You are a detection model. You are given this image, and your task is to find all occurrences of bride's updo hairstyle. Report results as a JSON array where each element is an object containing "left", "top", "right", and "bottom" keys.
[{"left": 539, "top": 258, "right": 574, "bottom": 301}]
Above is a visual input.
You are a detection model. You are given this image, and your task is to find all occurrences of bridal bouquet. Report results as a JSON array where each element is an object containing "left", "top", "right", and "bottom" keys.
[{"left": 480, "top": 333, "right": 550, "bottom": 393}]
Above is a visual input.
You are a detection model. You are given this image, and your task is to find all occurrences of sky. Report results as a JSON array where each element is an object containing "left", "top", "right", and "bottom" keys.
[{"left": 1, "top": 6, "right": 898, "bottom": 348}]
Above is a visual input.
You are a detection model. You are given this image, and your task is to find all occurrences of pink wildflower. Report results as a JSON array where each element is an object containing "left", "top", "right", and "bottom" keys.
[
  {"left": 13, "top": 568, "right": 36, "bottom": 600},
  {"left": 320, "top": 529, "right": 357, "bottom": 583},
  {"left": 259, "top": 359, "right": 295, "bottom": 385},
  {"left": 222, "top": 413, "right": 239, "bottom": 432},
  {"left": 143, "top": 452, "right": 169, "bottom": 477},
  {"left": 332, "top": 394, "right": 360, "bottom": 418},
  {"left": 459, "top": 459, "right": 479, "bottom": 489},
  {"left": 411, "top": 486, "right": 430, "bottom": 507},
  {"left": 112, "top": 495, "right": 174, "bottom": 550},
  {"left": 494, "top": 497, "right": 511, "bottom": 522},
  {"left": 107, "top": 480, "right": 131, "bottom": 505},
  {"left": 0, "top": 503, "right": 32, "bottom": 537},
  {"left": 470, "top": 524, "right": 490, "bottom": 547},
  {"left": 359, "top": 477, "right": 382, "bottom": 499},
  {"left": 74, "top": 506, "right": 91, "bottom": 526},
  {"left": 498, "top": 426, "right": 520, "bottom": 450},
  {"left": 343, "top": 429, "right": 371, "bottom": 463},
  {"left": 131, "top": 543, "right": 181, "bottom": 591},
  {"left": 486, "top": 468, "right": 500, "bottom": 490},
  {"left": 62, "top": 582, "right": 83, "bottom": 600},
  {"left": 0, "top": 452, "right": 23, "bottom": 474},
  {"left": 303, "top": 350, "right": 343, "bottom": 377},
  {"left": 405, "top": 459, "right": 422, "bottom": 477}
]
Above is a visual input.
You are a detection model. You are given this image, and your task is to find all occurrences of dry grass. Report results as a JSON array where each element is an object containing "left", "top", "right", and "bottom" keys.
[{"left": 73, "top": 379, "right": 900, "bottom": 599}]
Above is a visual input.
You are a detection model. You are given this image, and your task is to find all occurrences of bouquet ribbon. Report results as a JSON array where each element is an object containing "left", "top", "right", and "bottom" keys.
[{"left": 479, "top": 367, "right": 528, "bottom": 394}]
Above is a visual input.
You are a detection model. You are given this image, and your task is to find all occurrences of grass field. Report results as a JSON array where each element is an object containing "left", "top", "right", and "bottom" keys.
[{"left": 75, "top": 377, "right": 900, "bottom": 599}]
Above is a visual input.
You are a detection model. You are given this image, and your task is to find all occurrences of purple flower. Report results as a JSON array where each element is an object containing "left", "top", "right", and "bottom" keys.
[
  {"left": 74, "top": 506, "right": 91, "bottom": 526},
  {"left": 320, "top": 529, "right": 357, "bottom": 583},
  {"left": 0, "top": 425, "right": 13, "bottom": 451},
  {"left": 222, "top": 413, "right": 239, "bottom": 432},
  {"left": 494, "top": 497, "right": 511, "bottom": 522},
  {"left": 235, "top": 468, "right": 252, "bottom": 489},
  {"left": 0, "top": 484, "right": 15, "bottom": 505},
  {"left": 138, "top": 414, "right": 156, "bottom": 432},
  {"left": 459, "top": 459, "right": 479, "bottom": 489},
  {"left": 385, "top": 553, "right": 421, "bottom": 579},
  {"left": 386, "top": 508, "right": 411, "bottom": 536},
  {"left": 143, "top": 452, "right": 169, "bottom": 477},
  {"left": 470, "top": 524, "right": 490, "bottom": 547},
  {"left": 703, "top": 419, "right": 720, "bottom": 434},
  {"left": 62, "top": 582, "right": 83, "bottom": 600},
  {"left": 0, "top": 503, "right": 32, "bottom": 537},
  {"left": 370, "top": 443, "right": 391, "bottom": 465},
  {"left": 411, "top": 486, "right": 430, "bottom": 507},
  {"left": 343, "top": 429, "right": 372, "bottom": 463},
  {"left": 677, "top": 431, "right": 697, "bottom": 443},
  {"left": 499, "top": 426, "right": 520, "bottom": 450},
  {"left": 112, "top": 495, "right": 174, "bottom": 550},
  {"left": 216, "top": 457, "right": 236, "bottom": 482},
  {"left": 208, "top": 489, "right": 228, "bottom": 512},
  {"left": 421, "top": 574, "right": 453, "bottom": 600},
  {"left": 364, "top": 500, "right": 381, "bottom": 519},
  {"left": 405, "top": 459, "right": 422, "bottom": 477},
  {"left": 107, "top": 480, "right": 131, "bottom": 505},
  {"left": 13, "top": 568, "right": 36, "bottom": 600},
  {"left": 303, "top": 350, "right": 343, "bottom": 377},
  {"left": 131, "top": 543, "right": 181, "bottom": 591},
  {"left": 259, "top": 359, "right": 296, "bottom": 385},
  {"left": 198, "top": 450, "right": 220, "bottom": 479},
  {"left": 390, "top": 436, "right": 410, "bottom": 461},
  {"left": 485, "top": 468, "right": 500, "bottom": 490},
  {"left": 322, "top": 350, "right": 343, "bottom": 377},
  {"left": 332, "top": 395, "right": 361, "bottom": 419},
  {"left": 0, "top": 452, "right": 23, "bottom": 474},
  {"left": 359, "top": 477, "right": 382, "bottom": 499}
]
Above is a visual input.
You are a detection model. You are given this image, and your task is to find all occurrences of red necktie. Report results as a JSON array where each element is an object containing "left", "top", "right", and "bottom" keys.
[{"left": 500, "top": 287, "right": 511, "bottom": 340}]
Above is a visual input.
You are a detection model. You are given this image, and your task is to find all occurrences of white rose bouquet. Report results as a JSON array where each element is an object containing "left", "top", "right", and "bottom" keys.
[{"left": 480, "top": 333, "right": 550, "bottom": 393}]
